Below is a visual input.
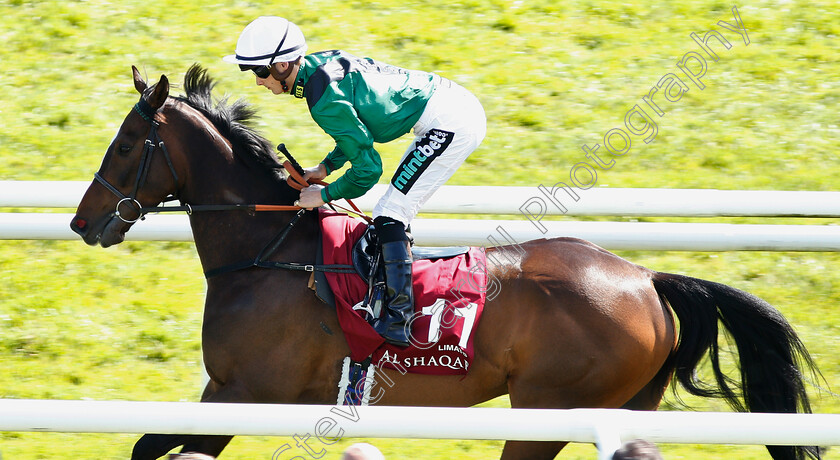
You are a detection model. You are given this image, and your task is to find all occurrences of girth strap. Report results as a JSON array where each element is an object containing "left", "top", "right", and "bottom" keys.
[
  {"left": 204, "top": 260, "right": 356, "bottom": 279},
  {"left": 203, "top": 209, "right": 356, "bottom": 279}
]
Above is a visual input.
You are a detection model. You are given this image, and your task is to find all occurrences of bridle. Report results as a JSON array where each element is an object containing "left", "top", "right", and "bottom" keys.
[
  {"left": 91, "top": 94, "right": 367, "bottom": 279},
  {"left": 94, "top": 95, "right": 370, "bottom": 224},
  {"left": 93, "top": 97, "right": 181, "bottom": 224},
  {"left": 92, "top": 97, "right": 322, "bottom": 222}
]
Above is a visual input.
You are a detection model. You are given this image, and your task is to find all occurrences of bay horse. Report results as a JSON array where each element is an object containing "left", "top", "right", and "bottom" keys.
[{"left": 70, "top": 64, "right": 821, "bottom": 460}]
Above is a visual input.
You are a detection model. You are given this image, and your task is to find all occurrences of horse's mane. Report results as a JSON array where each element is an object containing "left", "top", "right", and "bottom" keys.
[{"left": 172, "top": 64, "right": 285, "bottom": 175}]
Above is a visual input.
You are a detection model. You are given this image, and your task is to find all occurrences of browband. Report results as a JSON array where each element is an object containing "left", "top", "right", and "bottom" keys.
[{"left": 134, "top": 97, "right": 156, "bottom": 121}]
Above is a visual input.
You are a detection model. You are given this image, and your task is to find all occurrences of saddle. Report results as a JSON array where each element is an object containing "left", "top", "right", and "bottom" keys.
[
  {"left": 318, "top": 210, "right": 486, "bottom": 375},
  {"left": 352, "top": 225, "right": 469, "bottom": 283},
  {"left": 350, "top": 225, "right": 469, "bottom": 321},
  {"left": 311, "top": 220, "right": 469, "bottom": 313}
]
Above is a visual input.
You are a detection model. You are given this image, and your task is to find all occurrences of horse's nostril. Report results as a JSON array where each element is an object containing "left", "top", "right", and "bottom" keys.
[{"left": 70, "top": 216, "right": 89, "bottom": 237}]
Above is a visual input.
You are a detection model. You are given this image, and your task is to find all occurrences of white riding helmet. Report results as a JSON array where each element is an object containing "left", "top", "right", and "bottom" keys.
[{"left": 223, "top": 16, "right": 307, "bottom": 66}]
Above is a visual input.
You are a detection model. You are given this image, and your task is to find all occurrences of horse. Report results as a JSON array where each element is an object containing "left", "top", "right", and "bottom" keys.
[{"left": 70, "top": 64, "right": 821, "bottom": 460}]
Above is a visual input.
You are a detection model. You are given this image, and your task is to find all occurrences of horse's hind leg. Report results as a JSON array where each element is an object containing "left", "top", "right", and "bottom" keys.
[
  {"left": 621, "top": 355, "right": 675, "bottom": 411},
  {"left": 501, "top": 440, "right": 567, "bottom": 460}
]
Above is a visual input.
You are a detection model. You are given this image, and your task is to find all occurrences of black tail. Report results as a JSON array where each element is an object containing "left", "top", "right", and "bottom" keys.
[{"left": 652, "top": 272, "right": 822, "bottom": 460}]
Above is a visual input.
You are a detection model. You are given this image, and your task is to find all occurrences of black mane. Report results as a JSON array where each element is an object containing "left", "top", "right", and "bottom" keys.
[{"left": 174, "top": 64, "right": 285, "bottom": 175}]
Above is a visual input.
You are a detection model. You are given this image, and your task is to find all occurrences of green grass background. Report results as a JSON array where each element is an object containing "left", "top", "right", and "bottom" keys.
[{"left": 1, "top": 0, "right": 838, "bottom": 458}]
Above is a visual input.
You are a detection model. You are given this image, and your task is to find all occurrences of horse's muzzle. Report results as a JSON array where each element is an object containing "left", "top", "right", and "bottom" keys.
[{"left": 70, "top": 213, "right": 127, "bottom": 247}]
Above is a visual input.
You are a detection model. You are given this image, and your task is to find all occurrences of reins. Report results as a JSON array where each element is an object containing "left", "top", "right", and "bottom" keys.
[
  {"left": 277, "top": 143, "right": 370, "bottom": 221},
  {"left": 134, "top": 158, "right": 370, "bottom": 219},
  {"left": 96, "top": 103, "right": 370, "bottom": 223}
]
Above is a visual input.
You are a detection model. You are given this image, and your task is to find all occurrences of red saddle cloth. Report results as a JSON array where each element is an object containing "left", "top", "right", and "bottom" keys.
[{"left": 320, "top": 210, "right": 486, "bottom": 375}]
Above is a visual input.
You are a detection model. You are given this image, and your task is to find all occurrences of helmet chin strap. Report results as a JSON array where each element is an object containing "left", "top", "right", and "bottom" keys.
[{"left": 269, "top": 63, "right": 296, "bottom": 92}]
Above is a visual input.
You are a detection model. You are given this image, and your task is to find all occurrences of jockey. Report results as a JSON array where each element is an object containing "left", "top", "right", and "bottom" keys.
[{"left": 224, "top": 16, "right": 486, "bottom": 347}]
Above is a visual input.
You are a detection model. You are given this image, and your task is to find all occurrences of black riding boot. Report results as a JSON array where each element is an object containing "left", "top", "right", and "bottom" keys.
[{"left": 372, "top": 239, "right": 414, "bottom": 347}]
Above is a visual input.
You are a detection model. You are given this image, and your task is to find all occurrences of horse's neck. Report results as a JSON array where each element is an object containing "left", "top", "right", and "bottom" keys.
[{"left": 169, "top": 108, "right": 312, "bottom": 274}]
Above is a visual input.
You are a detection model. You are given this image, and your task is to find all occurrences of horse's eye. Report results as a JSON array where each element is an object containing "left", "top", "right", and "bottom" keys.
[{"left": 118, "top": 144, "right": 132, "bottom": 155}]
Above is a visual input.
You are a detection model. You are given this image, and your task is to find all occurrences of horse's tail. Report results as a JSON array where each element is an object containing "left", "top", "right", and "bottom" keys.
[{"left": 651, "top": 271, "right": 822, "bottom": 460}]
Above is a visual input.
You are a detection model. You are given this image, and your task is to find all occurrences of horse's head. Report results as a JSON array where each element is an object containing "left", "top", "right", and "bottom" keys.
[{"left": 70, "top": 66, "right": 179, "bottom": 247}]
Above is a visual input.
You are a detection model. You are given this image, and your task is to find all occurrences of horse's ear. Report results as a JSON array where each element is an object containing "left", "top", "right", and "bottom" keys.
[
  {"left": 148, "top": 74, "right": 170, "bottom": 111},
  {"left": 132, "top": 66, "right": 146, "bottom": 94}
]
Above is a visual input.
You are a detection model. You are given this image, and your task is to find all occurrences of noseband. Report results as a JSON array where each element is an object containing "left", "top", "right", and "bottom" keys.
[{"left": 94, "top": 97, "right": 181, "bottom": 223}]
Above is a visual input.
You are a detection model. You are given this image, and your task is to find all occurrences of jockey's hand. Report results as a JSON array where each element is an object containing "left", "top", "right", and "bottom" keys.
[
  {"left": 297, "top": 184, "right": 327, "bottom": 209},
  {"left": 302, "top": 163, "right": 327, "bottom": 183}
]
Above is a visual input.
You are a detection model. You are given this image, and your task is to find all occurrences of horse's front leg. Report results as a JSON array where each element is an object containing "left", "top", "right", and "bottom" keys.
[
  {"left": 131, "top": 434, "right": 232, "bottom": 460},
  {"left": 501, "top": 440, "right": 568, "bottom": 460},
  {"left": 130, "top": 379, "right": 247, "bottom": 459}
]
